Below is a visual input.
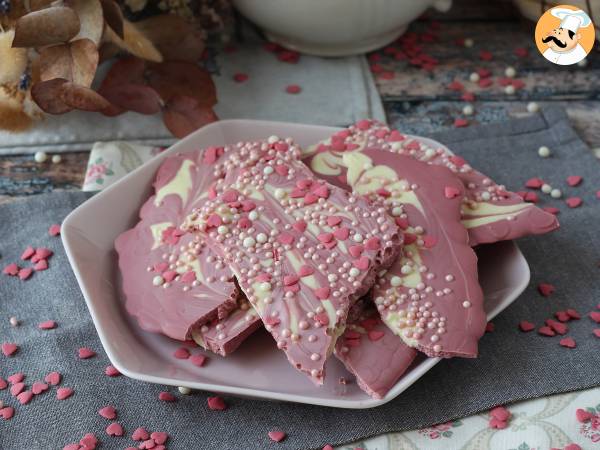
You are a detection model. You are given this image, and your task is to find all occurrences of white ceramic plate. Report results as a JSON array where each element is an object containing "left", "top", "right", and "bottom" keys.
[{"left": 62, "top": 120, "right": 530, "bottom": 409}]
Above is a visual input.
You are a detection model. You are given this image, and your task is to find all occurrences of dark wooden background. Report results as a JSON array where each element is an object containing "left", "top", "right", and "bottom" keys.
[{"left": 1, "top": 0, "right": 598, "bottom": 203}]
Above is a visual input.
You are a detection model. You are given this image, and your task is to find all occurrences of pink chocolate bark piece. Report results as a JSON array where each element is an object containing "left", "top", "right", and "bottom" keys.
[
  {"left": 304, "top": 143, "right": 485, "bottom": 357},
  {"left": 334, "top": 302, "right": 418, "bottom": 399},
  {"left": 304, "top": 120, "right": 559, "bottom": 246},
  {"left": 184, "top": 140, "right": 402, "bottom": 384},
  {"left": 116, "top": 148, "right": 242, "bottom": 342}
]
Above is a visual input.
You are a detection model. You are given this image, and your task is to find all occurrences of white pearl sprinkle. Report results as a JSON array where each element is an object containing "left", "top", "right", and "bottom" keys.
[
  {"left": 243, "top": 237, "right": 256, "bottom": 248},
  {"left": 249, "top": 211, "right": 258, "bottom": 220},
  {"left": 352, "top": 233, "right": 363, "bottom": 243},
  {"left": 274, "top": 188, "right": 286, "bottom": 199},
  {"left": 263, "top": 166, "right": 274, "bottom": 175},
  {"left": 310, "top": 353, "right": 320, "bottom": 361},
  {"left": 462, "top": 301, "right": 471, "bottom": 308},
  {"left": 256, "top": 233, "right": 267, "bottom": 243},
  {"left": 464, "top": 38, "right": 474, "bottom": 48},
  {"left": 527, "top": 102, "right": 539, "bottom": 113},
  {"left": 258, "top": 282, "right": 272, "bottom": 292},
  {"left": 267, "top": 135, "right": 280, "bottom": 144},
  {"left": 9, "top": 316, "right": 19, "bottom": 326},
  {"left": 480, "top": 191, "right": 491, "bottom": 201},
  {"left": 550, "top": 189, "right": 562, "bottom": 199},
  {"left": 390, "top": 276, "right": 402, "bottom": 287},
  {"left": 349, "top": 268, "right": 360, "bottom": 277},
  {"left": 34, "top": 151, "right": 47, "bottom": 163},
  {"left": 152, "top": 276, "right": 164, "bottom": 286},
  {"left": 178, "top": 386, "right": 192, "bottom": 395},
  {"left": 217, "top": 225, "right": 228, "bottom": 235},
  {"left": 51, "top": 154, "right": 62, "bottom": 164},
  {"left": 504, "top": 66, "right": 516, "bottom": 78},
  {"left": 538, "top": 146, "right": 551, "bottom": 158},
  {"left": 541, "top": 184, "right": 552, "bottom": 194},
  {"left": 469, "top": 72, "right": 480, "bottom": 83},
  {"left": 391, "top": 206, "right": 403, "bottom": 216},
  {"left": 504, "top": 85, "right": 515, "bottom": 95},
  {"left": 400, "top": 265, "right": 412, "bottom": 275},
  {"left": 462, "top": 104, "right": 474, "bottom": 116}
]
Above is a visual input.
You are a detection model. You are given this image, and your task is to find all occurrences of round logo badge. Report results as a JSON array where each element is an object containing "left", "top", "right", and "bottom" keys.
[{"left": 535, "top": 5, "right": 595, "bottom": 66}]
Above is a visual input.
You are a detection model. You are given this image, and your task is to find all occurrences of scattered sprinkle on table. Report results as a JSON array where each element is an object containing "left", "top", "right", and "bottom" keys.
[
  {"left": 48, "top": 224, "right": 61, "bottom": 236},
  {"left": 158, "top": 392, "right": 176, "bottom": 402},
  {"left": 566, "top": 176, "right": 582, "bottom": 186},
  {"left": 38, "top": 320, "right": 57, "bottom": 330},
  {"left": 538, "top": 146, "right": 551, "bottom": 158},
  {"left": 98, "top": 405, "right": 117, "bottom": 420},
  {"left": 537, "top": 283, "right": 555, "bottom": 297},
  {"left": 454, "top": 118, "right": 469, "bottom": 128},
  {"left": 173, "top": 347, "right": 190, "bottom": 359},
  {"left": 2, "top": 342, "right": 18, "bottom": 357},
  {"left": 519, "top": 321, "right": 535, "bottom": 332},
  {"left": 268, "top": 431, "right": 287, "bottom": 442},
  {"left": 56, "top": 387, "right": 73, "bottom": 400},
  {"left": 78, "top": 347, "right": 96, "bottom": 359},
  {"left": 34, "top": 151, "right": 47, "bottom": 163},
  {"left": 565, "top": 197, "right": 582, "bottom": 208},
  {"left": 207, "top": 396, "right": 227, "bottom": 411},
  {"left": 45, "top": 371, "right": 61, "bottom": 385},
  {"left": 106, "top": 422, "right": 124, "bottom": 436},
  {"left": 233, "top": 73, "right": 249, "bottom": 83},
  {"left": 51, "top": 154, "right": 62, "bottom": 164},
  {"left": 189, "top": 354, "right": 207, "bottom": 367},
  {"left": 560, "top": 337, "right": 576, "bottom": 348},
  {"left": 285, "top": 84, "right": 302, "bottom": 94},
  {"left": 527, "top": 102, "right": 539, "bottom": 113},
  {"left": 105, "top": 365, "right": 121, "bottom": 377}
]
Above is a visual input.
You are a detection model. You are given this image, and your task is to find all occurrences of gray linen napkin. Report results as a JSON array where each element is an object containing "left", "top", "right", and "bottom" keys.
[{"left": 0, "top": 107, "right": 599, "bottom": 450}]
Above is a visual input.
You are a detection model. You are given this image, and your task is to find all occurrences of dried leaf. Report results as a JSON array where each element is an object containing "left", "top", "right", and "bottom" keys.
[
  {"left": 99, "top": 0, "right": 124, "bottom": 39},
  {"left": 31, "top": 78, "right": 73, "bottom": 114},
  {"left": 103, "top": 19, "right": 162, "bottom": 62},
  {"left": 98, "top": 42, "right": 120, "bottom": 63},
  {"left": 147, "top": 61, "right": 216, "bottom": 107},
  {"left": 39, "top": 39, "right": 99, "bottom": 87},
  {"left": 70, "top": 0, "right": 104, "bottom": 46},
  {"left": 59, "top": 81, "right": 111, "bottom": 111},
  {"left": 100, "top": 83, "right": 162, "bottom": 114},
  {"left": 12, "top": 6, "right": 80, "bottom": 48},
  {"left": 162, "top": 95, "right": 218, "bottom": 138},
  {"left": 98, "top": 56, "right": 146, "bottom": 88},
  {"left": 135, "top": 15, "right": 205, "bottom": 62}
]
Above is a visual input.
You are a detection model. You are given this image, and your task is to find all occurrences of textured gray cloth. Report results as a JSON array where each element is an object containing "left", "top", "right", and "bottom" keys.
[{"left": 1, "top": 107, "right": 599, "bottom": 450}]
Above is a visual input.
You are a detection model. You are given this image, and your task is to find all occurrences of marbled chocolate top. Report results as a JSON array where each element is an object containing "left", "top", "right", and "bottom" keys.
[
  {"left": 183, "top": 139, "right": 402, "bottom": 384},
  {"left": 303, "top": 120, "right": 559, "bottom": 246}
]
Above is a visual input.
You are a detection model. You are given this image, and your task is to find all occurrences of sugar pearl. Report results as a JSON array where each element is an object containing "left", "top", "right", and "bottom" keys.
[
  {"left": 217, "top": 225, "right": 228, "bottom": 235},
  {"left": 504, "top": 66, "right": 516, "bottom": 78},
  {"left": 51, "top": 154, "right": 62, "bottom": 164},
  {"left": 274, "top": 188, "right": 286, "bottom": 199},
  {"left": 538, "top": 146, "right": 551, "bottom": 158},
  {"left": 267, "top": 135, "right": 280, "bottom": 144},
  {"left": 9, "top": 316, "right": 19, "bottom": 326},
  {"left": 310, "top": 353, "right": 320, "bottom": 361},
  {"left": 462, "top": 104, "right": 474, "bottom": 116},
  {"left": 349, "top": 268, "right": 360, "bottom": 277},
  {"left": 243, "top": 237, "right": 256, "bottom": 248},
  {"left": 504, "top": 85, "right": 515, "bottom": 95},
  {"left": 178, "top": 386, "right": 192, "bottom": 395},
  {"left": 469, "top": 72, "right": 480, "bottom": 82},
  {"left": 550, "top": 188, "right": 562, "bottom": 199},
  {"left": 390, "top": 276, "right": 402, "bottom": 287},
  {"left": 464, "top": 38, "right": 474, "bottom": 48},
  {"left": 152, "top": 276, "right": 165, "bottom": 286},
  {"left": 256, "top": 233, "right": 267, "bottom": 243},
  {"left": 541, "top": 184, "right": 552, "bottom": 194},
  {"left": 352, "top": 233, "right": 363, "bottom": 243},
  {"left": 249, "top": 211, "right": 258, "bottom": 220},
  {"left": 462, "top": 301, "right": 471, "bottom": 308},
  {"left": 527, "top": 102, "right": 539, "bottom": 113},
  {"left": 34, "top": 151, "right": 47, "bottom": 163}
]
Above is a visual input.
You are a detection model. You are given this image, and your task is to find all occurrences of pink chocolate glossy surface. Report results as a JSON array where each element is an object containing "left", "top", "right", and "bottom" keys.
[
  {"left": 335, "top": 302, "right": 418, "bottom": 399},
  {"left": 303, "top": 120, "right": 559, "bottom": 246},
  {"left": 184, "top": 138, "right": 402, "bottom": 383},
  {"left": 303, "top": 141, "right": 486, "bottom": 357}
]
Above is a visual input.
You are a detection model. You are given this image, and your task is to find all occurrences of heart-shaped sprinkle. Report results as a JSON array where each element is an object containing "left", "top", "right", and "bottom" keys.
[
  {"left": 353, "top": 257, "right": 370, "bottom": 271},
  {"left": 56, "top": 387, "right": 73, "bottom": 400},
  {"left": 525, "top": 177, "right": 544, "bottom": 189},
  {"left": 8, "top": 373, "right": 24, "bottom": 384},
  {"left": 576, "top": 408, "right": 594, "bottom": 422},
  {"left": 537, "top": 326, "right": 555, "bottom": 337},
  {"left": 317, "top": 232, "right": 334, "bottom": 243},
  {"left": 21, "top": 246, "right": 35, "bottom": 260},
  {"left": 3, "top": 263, "right": 19, "bottom": 276},
  {"left": 63, "top": 443, "right": 79, "bottom": 450},
  {"left": 368, "top": 330, "right": 385, "bottom": 342},
  {"left": 207, "top": 396, "right": 227, "bottom": 410},
  {"left": 290, "top": 187, "right": 305, "bottom": 198},
  {"left": 158, "top": 392, "right": 176, "bottom": 402},
  {"left": 314, "top": 287, "right": 330, "bottom": 300},
  {"left": 590, "top": 311, "right": 600, "bottom": 323},
  {"left": 99, "top": 405, "right": 117, "bottom": 420},
  {"left": 283, "top": 275, "right": 299, "bottom": 286},
  {"left": 403, "top": 233, "right": 417, "bottom": 245},
  {"left": 17, "top": 390, "right": 33, "bottom": 405},
  {"left": 554, "top": 311, "right": 570, "bottom": 322},
  {"left": 78, "top": 347, "right": 96, "bottom": 359},
  {"left": 488, "top": 417, "right": 507, "bottom": 429},
  {"left": 180, "top": 271, "right": 196, "bottom": 283},
  {"left": 154, "top": 262, "right": 168, "bottom": 273},
  {"left": 190, "top": 354, "right": 207, "bottom": 367},
  {"left": 303, "top": 192, "right": 318, "bottom": 205},
  {"left": 332, "top": 227, "right": 349, "bottom": 240},
  {"left": 79, "top": 433, "right": 97, "bottom": 448},
  {"left": 275, "top": 165, "right": 288, "bottom": 176},
  {"left": 376, "top": 188, "right": 391, "bottom": 198},
  {"left": 490, "top": 406, "right": 511, "bottom": 422},
  {"left": 546, "top": 319, "right": 568, "bottom": 335},
  {"left": 241, "top": 201, "right": 256, "bottom": 212},
  {"left": 221, "top": 190, "right": 239, "bottom": 203},
  {"left": 0, "top": 378, "right": 6, "bottom": 390},
  {"left": 537, "top": 283, "right": 555, "bottom": 297},
  {"left": 173, "top": 347, "right": 190, "bottom": 359},
  {"left": 422, "top": 235, "right": 437, "bottom": 248},
  {"left": 277, "top": 233, "right": 294, "bottom": 246},
  {"left": 566, "top": 175, "right": 582, "bottom": 186},
  {"left": 34, "top": 259, "right": 48, "bottom": 271},
  {"left": 566, "top": 197, "right": 582, "bottom": 208},
  {"left": 593, "top": 329, "right": 600, "bottom": 338},
  {"left": 364, "top": 237, "right": 381, "bottom": 251},
  {"left": 238, "top": 217, "right": 252, "bottom": 229},
  {"left": 2, "top": 343, "right": 18, "bottom": 357},
  {"left": 559, "top": 337, "right": 576, "bottom": 348},
  {"left": 298, "top": 265, "right": 314, "bottom": 277},
  {"left": 395, "top": 217, "right": 409, "bottom": 229},
  {"left": 566, "top": 309, "right": 581, "bottom": 320},
  {"left": 326, "top": 216, "right": 342, "bottom": 227},
  {"left": 162, "top": 271, "right": 177, "bottom": 282},
  {"left": 44, "top": 371, "right": 61, "bottom": 385},
  {"left": 106, "top": 422, "right": 124, "bottom": 436},
  {"left": 48, "top": 224, "right": 61, "bottom": 236},
  {"left": 206, "top": 214, "right": 222, "bottom": 228},
  {"left": 132, "top": 427, "right": 150, "bottom": 441},
  {"left": 105, "top": 365, "right": 121, "bottom": 377},
  {"left": 0, "top": 406, "right": 15, "bottom": 420},
  {"left": 296, "top": 179, "right": 312, "bottom": 189},
  {"left": 264, "top": 316, "right": 280, "bottom": 327},
  {"left": 348, "top": 245, "right": 363, "bottom": 258},
  {"left": 35, "top": 248, "right": 53, "bottom": 260},
  {"left": 268, "top": 431, "right": 287, "bottom": 442},
  {"left": 18, "top": 268, "right": 33, "bottom": 280},
  {"left": 315, "top": 313, "right": 329, "bottom": 326},
  {"left": 32, "top": 382, "right": 49, "bottom": 395},
  {"left": 151, "top": 431, "right": 168, "bottom": 444},
  {"left": 292, "top": 220, "right": 306, "bottom": 232},
  {"left": 313, "top": 185, "right": 329, "bottom": 198},
  {"left": 444, "top": 186, "right": 461, "bottom": 199},
  {"left": 139, "top": 438, "right": 156, "bottom": 449},
  {"left": 38, "top": 320, "right": 56, "bottom": 330},
  {"left": 10, "top": 382, "right": 25, "bottom": 396}
]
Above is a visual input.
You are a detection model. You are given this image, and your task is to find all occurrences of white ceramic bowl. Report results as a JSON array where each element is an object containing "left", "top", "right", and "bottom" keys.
[
  {"left": 233, "top": 0, "right": 452, "bottom": 56},
  {"left": 62, "top": 120, "right": 530, "bottom": 409}
]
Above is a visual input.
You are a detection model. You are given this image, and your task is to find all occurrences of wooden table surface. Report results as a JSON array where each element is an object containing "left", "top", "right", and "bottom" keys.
[{"left": 1, "top": 0, "right": 599, "bottom": 203}]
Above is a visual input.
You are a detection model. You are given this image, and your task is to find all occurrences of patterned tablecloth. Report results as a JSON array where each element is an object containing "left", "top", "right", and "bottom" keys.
[{"left": 82, "top": 141, "right": 599, "bottom": 450}]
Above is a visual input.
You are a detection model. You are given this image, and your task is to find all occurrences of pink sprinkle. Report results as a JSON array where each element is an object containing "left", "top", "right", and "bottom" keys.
[
  {"left": 537, "top": 283, "right": 555, "bottom": 297},
  {"left": 560, "top": 337, "right": 576, "bottom": 348},
  {"left": 349, "top": 245, "right": 363, "bottom": 258},
  {"left": 538, "top": 326, "right": 555, "bottom": 337},
  {"left": 333, "top": 227, "right": 349, "bottom": 240},
  {"left": 78, "top": 347, "right": 96, "bottom": 359},
  {"left": 139, "top": 439, "right": 156, "bottom": 449},
  {"left": 17, "top": 390, "right": 33, "bottom": 405},
  {"left": 293, "top": 220, "right": 307, "bottom": 232},
  {"left": 132, "top": 427, "right": 150, "bottom": 441},
  {"left": 564, "top": 444, "right": 582, "bottom": 450},
  {"left": 488, "top": 417, "right": 507, "bottom": 429},
  {"left": 479, "top": 50, "right": 493, "bottom": 60},
  {"left": 323, "top": 446, "right": 334, "bottom": 450},
  {"left": 18, "top": 267, "right": 33, "bottom": 280},
  {"left": 79, "top": 433, "right": 97, "bottom": 448},
  {"left": 317, "top": 232, "right": 334, "bottom": 244},
  {"left": 283, "top": 275, "right": 299, "bottom": 286},
  {"left": 32, "top": 381, "right": 49, "bottom": 395},
  {"left": 0, "top": 406, "right": 15, "bottom": 420},
  {"left": 303, "top": 192, "right": 318, "bottom": 205},
  {"left": 447, "top": 80, "right": 464, "bottom": 91},
  {"left": 543, "top": 207, "right": 560, "bottom": 215},
  {"left": 268, "top": 431, "right": 287, "bottom": 442},
  {"left": 43, "top": 371, "right": 60, "bottom": 386},
  {"left": 106, "top": 422, "right": 124, "bottom": 437},
  {"left": 35, "top": 247, "right": 53, "bottom": 260},
  {"left": 555, "top": 311, "right": 570, "bottom": 322},
  {"left": 589, "top": 311, "right": 600, "bottom": 323},
  {"left": 190, "top": 354, "right": 207, "bottom": 367},
  {"left": 525, "top": 177, "right": 544, "bottom": 189},
  {"left": 99, "top": 405, "right": 117, "bottom": 419},
  {"left": 490, "top": 406, "right": 511, "bottom": 422},
  {"left": 353, "top": 256, "right": 370, "bottom": 270},
  {"left": 453, "top": 118, "right": 469, "bottom": 128},
  {"left": 207, "top": 396, "right": 227, "bottom": 410},
  {"left": 222, "top": 189, "right": 239, "bottom": 203},
  {"left": 444, "top": 186, "right": 461, "bottom": 199},
  {"left": 326, "top": 216, "right": 342, "bottom": 227},
  {"left": 38, "top": 320, "right": 57, "bottom": 330},
  {"left": 596, "top": 190, "right": 600, "bottom": 199},
  {"left": 278, "top": 232, "right": 294, "bottom": 246},
  {"left": 566, "top": 175, "right": 582, "bottom": 186},
  {"left": 285, "top": 84, "right": 301, "bottom": 94},
  {"left": 461, "top": 92, "right": 475, "bottom": 102},
  {"left": 546, "top": 319, "right": 568, "bottom": 335},
  {"left": 593, "top": 329, "right": 600, "bottom": 338},
  {"left": 233, "top": 73, "right": 248, "bottom": 83},
  {"left": 48, "top": 224, "right": 61, "bottom": 236},
  {"left": 8, "top": 372, "right": 24, "bottom": 384},
  {"left": 2, "top": 342, "right": 18, "bottom": 357},
  {"left": 151, "top": 431, "right": 168, "bottom": 444},
  {"left": 21, "top": 246, "right": 35, "bottom": 260},
  {"left": 0, "top": 378, "right": 6, "bottom": 390},
  {"left": 566, "top": 309, "right": 581, "bottom": 320},
  {"left": 105, "top": 365, "right": 121, "bottom": 377},
  {"left": 565, "top": 197, "right": 582, "bottom": 208},
  {"left": 56, "top": 387, "right": 73, "bottom": 400},
  {"left": 11, "top": 382, "right": 25, "bottom": 396},
  {"left": 173, "top": 347, "right": 190, "bottom": 359},
  {"left": 158, "top": 391, "right": 176, "bottom": 402},
  {"left": 3, "top": 263, "right": 19, "bottom": 276},
  {"left": 368, "top": 330, "right": 385, "bottom": 342},
  {"left": 34, "top": 259, "right": 48, "bottom": 271},
  {"left": 314, "top": 287, "right": 330, "bottom": 300},
  {"left": 180, "top": 271, "right": 196, "bottom": 284},
  {"left": 576, "top": 408, "right": 594, "bottom": 422},
  {"left": 298, "top": 265, "right": 314, "bottom": 277}
]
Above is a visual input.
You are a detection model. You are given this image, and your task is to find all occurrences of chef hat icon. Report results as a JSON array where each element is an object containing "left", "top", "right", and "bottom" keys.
[{"left": 550, "top": 8, "right": 592, "bottom": 33}]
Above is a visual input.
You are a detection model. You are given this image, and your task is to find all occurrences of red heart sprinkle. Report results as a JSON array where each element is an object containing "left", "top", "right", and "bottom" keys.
[
  {"left": 292, "top": 220, "right": 307, "bottom": 232},
  {"left": 576, "top": 408, "right": 594, "bottom": 422},
  {"left": 566, "top": 197, "right": 582, "bottom": 208},
  {"left": 17, "top": 390, "right": 33, "bottom": 405},
  {"left": 564, "top": 444, "right": 582, "bottom": 450},
  {"left": 2, "top": 342, "right": 18, "bottom": 356},
  {"left": 323, "top": 445, "right": 334, "bottom": 450},
  {"left": 105, "top": 365, "right": 121, "bottom": 377},
  {"left": 38, "top": 320, "right": 56, "bottom": 330},
  {"left": 554, "top": 311, "right": 570, "bottom": 322},
  {"left": 151, "top": 431, "right": 168, "bottom": 444},
  {"left": 11, "top": 382, "right": 25, "bottom": 396},
  {"left": 444, "top": 186, "right": 461, "bottom": 199},
  {"left": 158, "top": 392, "right": 176, "bottom": 402},
  {"left": 139, "top": 439, "right": 155, "bottom": 449},
  {"left": 490, "top": 406, "right": 511, "bottom": 421},
  {"left": 537, "top": 326, "right": 555, "bottom": 337},
  {"left": 589, "top": 311, "right": 600, "bottom": 323},
  {"left": 132, "top": 427, "right": 150, "bottom": 441},
  {"left": 3, "top": 263, "right": 19, "bottom": 276},
  {"left": 349, "top": 245, "right": 363, "bottom": 258},
  {"left": 283, "top": 275, "right": 299, "bottom": 286},
  {"left": 313, "top": 185, "right": 329, "bottom": 198},
  {"left": 44, "top": 371, "right": 61, "bottom": 385},
  {"left": 21, "top": 246, "right": 35, "bottom": 260},
  {"left": 537, "top": 283, "right": 555, "bottom": 297},
  {"left": 190, "top": 354, "right": 207, "bottom": 367},
  {"left": 233, "top": 73, "right": 248, "bottom": 83},
  {"left": 18, "top": 268, "right": 33, "bottom": 280},
  {"left": 365, "top": 237, "right": 381, "bottom": 251},
  {"left": 485, "top": 322, "right": 495, "bottom": 333},
  {"left": 353, "top": 257, "right": 370, "bottom": 270},
  {"left": 326, "top": 216, "right": 342, "bottom": 227},
  {"left": 48, "top": 224, "right": 61, "bottom": 236},
  {"left": 488, "top": 417, "right": 507, "bottom": 429},
  {"left": 317, "top": 232, "right": 334, "bottom": 243},
  {"left": 78, "top": 347, "right": 96, "bottom": 359},
  {"left": 566, "top": 309, "right": 581, "bottom": 320},
  {"left": 559, "top": 337, "right": 576, "bottom": 348},
  {"left": 106, "top": 422, "right": 124, "bottom": 436},
  {"left": 333, "top": 227, "right": 349, "bottom": 240},
  {"left": 314, "top": 287, "right": 330, "bottom": 300},
  {"left": 0, "top": 406, "right": 15, "bottom": 420},
  {"left": 34, "top": 259, "right": 48, "bottom": 271},
  {"left": 56, "top": 387, "right": 73, "bottom": 400},
  {"left": 8, "top": 373, "right": 24, "bottom": 384},
  {"left": 99, "top": 405, "right": 117, "bottom": 420},
  {"left": 35, "top": 248, "right": 53, "bottom": 260},
  {"left": 566, "top": 176, "right": 582, "bottom": 186},
  {"left": 525, "top": 177, "right": 544, "bottom": 189},
  {"left": 207, "top": 396, "right": 227, "bottom": 410},
  {"left": 32, "top": 382, "right": 49, "bottom": 395},
  {"left": 453, "top": 118, "right": 469, "bottom": 128},
  {"left": 546, "top": 319, "right": 568, "bottom": 335},
  {"left": 298, "top": 265, "right": 314, "bottom": 277},
  {"left": 173, "top": 347, "right": 190, "bottom": 359},
  {"left": 268, "top": 431, "right": 287, "bottom": 442},
  {"left": 79, "top": 433, "right": 97, "bottom": 448},
  {"left": 0, "top": 378, "right": 6, "bottom": 390}
]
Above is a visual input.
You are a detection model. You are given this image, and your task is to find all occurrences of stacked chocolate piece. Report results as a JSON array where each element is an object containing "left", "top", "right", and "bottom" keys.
[{"left": 116, "top": 120, "right": 559, "bottom": 398}]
